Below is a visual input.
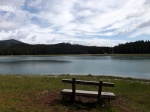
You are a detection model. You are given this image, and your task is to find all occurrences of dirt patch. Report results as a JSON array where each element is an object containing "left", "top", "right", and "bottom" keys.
[
  {"left": 39, "top": 91, "right": 98, "bottom": 112},
  {"left": 14, "top": 91, "right": 143, "bottom": 112},
  {"left": 112, "top": 97, "right": 143, "bottom": 112}
]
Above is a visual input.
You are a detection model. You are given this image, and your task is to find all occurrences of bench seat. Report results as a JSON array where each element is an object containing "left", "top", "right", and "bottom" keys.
[{"left": 61, "top": 89, "right": 115, "bottom": 100}]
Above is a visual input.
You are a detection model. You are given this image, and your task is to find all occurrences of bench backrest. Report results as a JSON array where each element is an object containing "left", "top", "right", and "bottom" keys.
[{"left": 62, "top": 79, "right": 114, "bottom": 87}]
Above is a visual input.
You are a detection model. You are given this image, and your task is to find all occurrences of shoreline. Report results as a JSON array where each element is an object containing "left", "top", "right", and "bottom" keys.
[
  {"left": 0, "top": 74, "right": 149, "bottom": 82},
  {"left": 0, "top": 54, "right": 150, "bottom": 57}
]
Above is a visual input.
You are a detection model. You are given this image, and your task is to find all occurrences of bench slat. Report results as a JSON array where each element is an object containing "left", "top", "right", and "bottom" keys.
[
  {"left": 61, "top": 89, "right": 98, "bottom": 97},
  {"left": 62, "top": 79, "right": 114, "bottom": 87},
  {"left": 61, "top": 89, "right": 115, "bottom": 99}
]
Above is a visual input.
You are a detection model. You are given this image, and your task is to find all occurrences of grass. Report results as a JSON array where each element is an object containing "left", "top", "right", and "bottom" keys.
[{"left": 0, "top": 74, "right": 149, "bottom": 112}]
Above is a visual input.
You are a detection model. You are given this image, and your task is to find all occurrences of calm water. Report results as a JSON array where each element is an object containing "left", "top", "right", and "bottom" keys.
[{"left": 0, "top": 55, "right": 150, "bottom": 79}]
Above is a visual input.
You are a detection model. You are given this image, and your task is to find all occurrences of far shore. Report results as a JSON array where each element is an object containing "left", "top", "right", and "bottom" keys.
[
  {"left": 0, "top": 74, "right": 149, "bottom": 81},
  {"left": 1, "top": 54, "right": 150, "bottom": 57}
]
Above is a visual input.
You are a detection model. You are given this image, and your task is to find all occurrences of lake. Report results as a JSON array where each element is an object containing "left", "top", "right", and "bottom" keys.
[{"left": 0, "top": 55, "right": 150, "bottom": 79}]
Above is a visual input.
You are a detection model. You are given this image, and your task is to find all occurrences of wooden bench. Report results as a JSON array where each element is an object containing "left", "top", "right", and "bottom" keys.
[{"left": 60, "top": 78, "right": 115, "bottom": 103}]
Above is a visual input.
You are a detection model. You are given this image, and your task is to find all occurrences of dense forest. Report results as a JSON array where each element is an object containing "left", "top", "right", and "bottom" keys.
[
  {"left": 0, "top": 39, "right": 150, "bottom": 55},
  {"left": 0, "top": 39, "right": 112, "bottom": 55},
  {"left": 113, "top": 40, "right": 150, "bottom": 54}
]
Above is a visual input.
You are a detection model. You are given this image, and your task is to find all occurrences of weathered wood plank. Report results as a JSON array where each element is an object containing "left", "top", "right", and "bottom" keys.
[
  {"left": 62, "top": 79, "right": 114, "bottom": 87},
  {"left": 61, "top": 89, "right": 98, "bottom": 97},
  {"left": 101, "top": 92, "right": 115, "bottom": 100},
  {"left": 61, "top": 89, "right": 115, "bottom": 99}
]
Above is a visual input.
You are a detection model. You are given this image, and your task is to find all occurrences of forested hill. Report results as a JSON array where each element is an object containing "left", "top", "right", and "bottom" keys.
[
  {"left": 0, "top": 40, "right": 112, "bottom": 55},
  {"left": 0, "top": 39, "right": 24, "bottom": 47},
  {"left": 113, "top": 40, "right": 150, "bottom": 54},
  {"left": 0, "top": 39, "right": 150, "bottom": 55}
]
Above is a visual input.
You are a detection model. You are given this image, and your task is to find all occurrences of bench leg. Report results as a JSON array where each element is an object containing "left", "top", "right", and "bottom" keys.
[
  {"left": 61, "top": 94, "right": 71, "bottom": 102},
  {"left": 97, "top": 98, "right": 112, "bottom": 105},
  {"left": 70, "top": 95, "right": 75, "bottom": 104},
  {"left": 108, "top": 99, "right": 111, "bottom": 104},
  {"left": 61, "top": 94, "right": 66, "bottom": 102},
  {"left": 97, "top": 98, "right": 103, "bottom": 105},
  {"left": 62, "top": 94, "right": 75, "bottom": 103}
]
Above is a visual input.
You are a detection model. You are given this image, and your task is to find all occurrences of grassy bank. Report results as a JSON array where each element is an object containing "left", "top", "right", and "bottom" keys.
[{"left": 0, "top": 75, "right": 149, "bottom": 112}]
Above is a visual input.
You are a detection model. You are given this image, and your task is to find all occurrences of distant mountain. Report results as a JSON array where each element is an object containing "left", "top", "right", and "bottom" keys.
[
  {"left": 0, "top": 39, "right": 24, "bottom": 47},
  {"left": 0, "top": 39, "right": 25, "bottom": 49}
]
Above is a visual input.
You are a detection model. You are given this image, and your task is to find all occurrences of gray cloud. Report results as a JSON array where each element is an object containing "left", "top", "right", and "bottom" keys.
[
  {"left": 6, "top": 31, "right": 29, "bottom": 40},
  {"left": 126, "top": 12, "right": 144, "bottom": 19},
  {"left": 0, "top": 0, "right": 25, "bottom": 8},
  {"left": 138, "top": 20, "right": 150, "bottom": 29},
  {"left": 31, "top": 35, "right": 37, "bottom": 41},
  {"left": 144, "top": 0, "right": 150, "bottom": 5}
]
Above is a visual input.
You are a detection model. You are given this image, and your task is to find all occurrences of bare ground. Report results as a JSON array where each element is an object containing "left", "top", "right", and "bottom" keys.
[{"left": 9, "top": 91, "right": 143, "bottom": 112}]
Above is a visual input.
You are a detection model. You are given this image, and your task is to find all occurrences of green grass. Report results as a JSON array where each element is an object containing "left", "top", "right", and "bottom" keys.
[{"left": 0, "top": 74, "right": 149, "bottom": 112}]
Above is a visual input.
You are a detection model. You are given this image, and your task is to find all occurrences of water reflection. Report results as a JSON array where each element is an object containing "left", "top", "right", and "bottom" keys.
[
  {"left": 0, "top": 56, "right": 150, "bottom": 79},
  {"left": 111, "top": 56, "right": 150, "bottom": 60}
]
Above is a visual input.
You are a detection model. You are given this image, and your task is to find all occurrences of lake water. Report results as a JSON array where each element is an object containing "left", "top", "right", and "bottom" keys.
[{"left": 0, "top": 55, "right": 150, "bottom": 79}]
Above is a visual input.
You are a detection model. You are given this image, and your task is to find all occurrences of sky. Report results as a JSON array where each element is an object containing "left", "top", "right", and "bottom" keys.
[{"left": 0, "top": 0, "right": 150, "bottom": 46}]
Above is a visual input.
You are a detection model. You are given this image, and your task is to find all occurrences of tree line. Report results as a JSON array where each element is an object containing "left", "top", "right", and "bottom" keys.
[
  {"left": 0, "top": 43, "right": 112, "bottom": 55},
  {"left": 0, "top": 40, "right": 150, "bottom": 55},
  {"left": 113, "top": 40, "right": 150, "bottom": 54}
]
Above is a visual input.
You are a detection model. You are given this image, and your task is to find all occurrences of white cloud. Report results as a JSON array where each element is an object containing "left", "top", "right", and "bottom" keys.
[
  {"left": 130, "top": 26, "right": 150, "bottom": 38},
  {"left": 0, "top": 0, "right": 29, "bottom": 32},
  {"left": 0, "top": 5, "right": 15, "bottom": 12},
  {"left": 0, "top": 0, "right": 150, "bottom": 46},
  {"left": 29, "top": 0, "right": 42, "bottom": 8},
  {"left": 0, "top": 22, "right": 19, "bottom": 31},
  {"left": 0, "top": 0, "right": 25, "bottom": 8},
  {"left": 1, "top": 30, "right": 29, "bottom": 41},
  {"left": 46, "top": 36, "right": 126, "bottom": 47}
]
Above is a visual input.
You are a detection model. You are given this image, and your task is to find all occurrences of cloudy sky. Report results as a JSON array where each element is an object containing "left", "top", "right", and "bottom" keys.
[{"left": 0, "top": 0, "right": 150, "bottom": 46}]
